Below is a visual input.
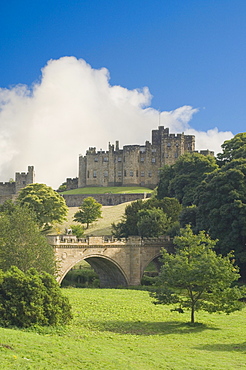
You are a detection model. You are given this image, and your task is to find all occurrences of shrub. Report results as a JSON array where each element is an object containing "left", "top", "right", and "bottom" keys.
[{"left": 0, "top": 267, "right": 73, "bottom": 328}]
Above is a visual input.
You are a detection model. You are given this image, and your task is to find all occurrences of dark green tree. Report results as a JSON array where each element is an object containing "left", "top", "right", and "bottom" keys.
[
  {"left": 17, "top": 183, "right": 68, "bottom": 231},
  {"left": 194, "top": 159, "right": 246, "bottom": 271},
  {"left": 0, "top": 266, "right": 72, "bottom": 328},
  {"left": 217, "top": 132, "right": 246, "bottom": 165},
  {"left": 74, "top": 197, "right": 102, "bottom": 229},
  {"left": 157, "top": 153, "right": 218, "bottom": 206},
  {"left": 150, "top": 225, "right": 244, "bottom": 323},
  {"left": 0, "top": 203, "right": 56, "bottom": 274},
  {"left": 137, "top": 208, "right": 171, "bottom": 237}
]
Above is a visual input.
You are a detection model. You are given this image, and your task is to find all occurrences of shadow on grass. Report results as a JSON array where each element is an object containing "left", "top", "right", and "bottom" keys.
[
  {"left": 85, "top": 320, "right": 220, "bottom": 336},
  {"left": 195, "top": 342, "right": 246, "bottom": 352}
]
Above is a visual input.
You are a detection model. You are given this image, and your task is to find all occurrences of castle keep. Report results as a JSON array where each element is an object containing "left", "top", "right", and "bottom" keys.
[
  {"left": 0, "top": 166, "right": 35, "bottom": 204},
  {"left": 75, "top": 126, "right": 213, "bottom": 189}
]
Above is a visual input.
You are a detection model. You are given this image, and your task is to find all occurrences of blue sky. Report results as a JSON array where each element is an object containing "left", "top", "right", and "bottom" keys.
[{"left": 0, "top": 0, "right": 245, "bottom": 186}]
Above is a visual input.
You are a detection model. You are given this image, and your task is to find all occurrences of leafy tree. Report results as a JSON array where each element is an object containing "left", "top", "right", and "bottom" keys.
[
  {"left": 0, "top": 203, "right": 56, "bottom": 274},
  {"left": 70, "top": 224, "right": 85, "bottom": 238},
  {"left": 0, "top": 266, "right": 72, "bottom": 328},
  {"left": 112, "top": 197, "right": 180, "bottom": 238},
  {"left": 217, "top": 132, "right": 246, "bottom": 165},
  {"left": 194, "top": 159, "right": 246, "bottom": 274},
  {"left": 150, "top": 225, "right": 244, "bottom": 323},
  {"left": 17, "top": 183, "right": 68, "bottom": 231},
  {"left": 137, "top": 208, "right": 171, "bottom": 237},
  {"left": 157, "top": 153, "right": 218, "bottom": 206},
  {"left": 74, "top": 197, "right": 102, "bottom": 229}
]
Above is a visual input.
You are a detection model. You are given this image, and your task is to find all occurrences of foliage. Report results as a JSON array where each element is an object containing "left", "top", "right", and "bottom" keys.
[
  {"left": 17, "top": 183, "right": 68, "bottom": 231},
  {"left": 137, "top": 208, "right": 171, "bottom": 237},
  {"left": 150, "top": 225, "right": 244, "bottom": 323},
  {"left": 0, "top": 266, "right": 72, "bottom": 328},
  {"left": 57, "top": 182, "right": 67, "bottom": 192},
  {"left": 217, "top": 132, "right": 246, "bottom": 165},
  {"left": 112, "top": 197, "right": 181, "bottom": 238},
  {"left": 157, "top": 153, "right": 218, "bottom": 206},
  {"left": 73, "top": 197, "right": 102, "bottom": 229},
  {"left": 0, "top": 203, "right": 56, "bottom": 274},
  {"left": 70, "top": 224, "right": 85, "bottom": 238},
  {"left": 194, "top": 159, "right": 246, "bottom": 270},
  {"left": 61, "top": 267, "right": 99, "bottom": 288}
]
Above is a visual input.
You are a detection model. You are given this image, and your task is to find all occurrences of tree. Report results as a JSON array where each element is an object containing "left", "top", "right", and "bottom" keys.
[
  {"left": 217, "top": 132, "right": 246, "bottom": 165},
  {"left": 157, "top": 153, "right": 218, "bottom": 206},
  {"left": 70, "top": 224, "right": 85, "bottom": 238},
  {"left": 150, "top": 225, "right": 244, "bottom": 323},
  {"left": 194, "top": 159, "right": 246, "bottom": 273},
  {"left": 73, "top": 197, "right": 102, "bottom": 229},
  {"left": 0, "top": 266, "right": 72, "bottom": 328},
  {"left": 112, "top": 197, "right": 180, "bottom": 238},
  {"left": 137, "top": 208, "right": 171, "bottom": 237},
  {"left": 0, "top": 203, "right": 56, "bottom": 274},
  {"left": 17, "top": 183, "right": 68, "bottom": 231}
]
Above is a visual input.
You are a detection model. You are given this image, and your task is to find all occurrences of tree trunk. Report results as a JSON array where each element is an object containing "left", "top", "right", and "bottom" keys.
[{"left": 191, "top": 305, "right": 195, "bottom": 323}]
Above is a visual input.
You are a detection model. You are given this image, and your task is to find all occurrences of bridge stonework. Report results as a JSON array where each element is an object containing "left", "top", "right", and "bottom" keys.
[{"left": 47, "top": 235, "right": 173, "bottom": 287}]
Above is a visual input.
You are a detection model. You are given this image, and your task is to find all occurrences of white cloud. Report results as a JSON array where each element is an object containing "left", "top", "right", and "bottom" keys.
[{"left": 0, "top": 57, "right": 233, "bottom": 188}]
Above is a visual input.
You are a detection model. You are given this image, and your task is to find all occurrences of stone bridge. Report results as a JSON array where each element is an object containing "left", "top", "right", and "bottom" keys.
[{"left": 47, "top": 235, "right": 174, "bottom": 287}]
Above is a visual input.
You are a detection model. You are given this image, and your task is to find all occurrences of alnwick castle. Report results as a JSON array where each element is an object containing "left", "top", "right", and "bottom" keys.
[
  {"left": 0, "top": 127, "right": 213, "bottom": 205},
  {"left": 66, "top": 126, "right": 213, "bottom": 190}
]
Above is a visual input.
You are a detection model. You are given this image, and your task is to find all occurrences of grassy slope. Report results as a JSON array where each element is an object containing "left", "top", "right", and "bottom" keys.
[
  {"left": 62, "top": 186, "right": 153, "bottom": 195},
  {"left": 0, "top": 288, "right": 245, "bottom": 369},
  {"left": 53, "top": 201, "right": 131, "bottom": 235}
]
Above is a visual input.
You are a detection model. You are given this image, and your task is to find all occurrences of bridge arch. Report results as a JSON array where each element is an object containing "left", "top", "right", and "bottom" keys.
[{"left": 59, "top": 254, "right": 128, "bottom": 288}]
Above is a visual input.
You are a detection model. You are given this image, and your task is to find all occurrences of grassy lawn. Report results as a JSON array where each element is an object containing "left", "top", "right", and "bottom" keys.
[
  {"left": 53, "top": 201, "right": 130, "bottom": 235},
  {"left": 62, "top": 186, "right": 153, "bottom": 195},
  {"left": 0, "top": 288, "right": 245, "bottom": 369}
]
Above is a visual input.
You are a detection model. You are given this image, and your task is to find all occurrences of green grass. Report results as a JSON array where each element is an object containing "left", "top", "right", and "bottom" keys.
[
  {"left": 62, "top": 186, "right": 153, "bottom": 195},
  {"left": 0, "top": 288, "right": 246, "bottom": 369},
  {"left": 53, "top": 201, "right": 130, "bottom": 235}
]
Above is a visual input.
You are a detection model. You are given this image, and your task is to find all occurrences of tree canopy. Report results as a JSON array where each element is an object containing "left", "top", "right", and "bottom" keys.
[
  {"left": 0, "top": 203, "right": 56, "bottom": 274},
  {"left": 112, "top": 197, "right": 181, "bottom": 238},
  {"left": 157, "top": 153, "right": 218, "bottom": 206},
  {"left": 17, "top": 183, "right": 68, "bottom": 231},
  {"left": 194, "top": 158, "right": 246, "bottom": 270},
  {"left": 150, "top": 225, "right": 244, "bottom": 323},
  {"left": 217, "top": 132, "right": 246, "bottom": 165},
  {"left": 73, "top": 197, "right": 102, "bottom": 229}
]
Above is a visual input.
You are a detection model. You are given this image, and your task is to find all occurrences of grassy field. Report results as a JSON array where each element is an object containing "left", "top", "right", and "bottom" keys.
[
  {"left": 0, "top": 288, "right": 245, "bottom": 369},
  {"left": 53, "top": 201, "right": 131, "bottom": 235},
  {"left": 62, "top": 186, "right": 153, "bottom": 195}
]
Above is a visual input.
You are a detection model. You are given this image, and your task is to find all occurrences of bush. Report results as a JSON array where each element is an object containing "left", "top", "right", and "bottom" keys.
[
  {"left": 61, "top": 268, "right": 99, "bottom": 288},
  {"left": 0, "top": 267, "right": 73, "bottom": 328}
]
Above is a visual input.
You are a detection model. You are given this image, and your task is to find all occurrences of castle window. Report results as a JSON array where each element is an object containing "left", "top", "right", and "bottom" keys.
[
  {"left": 152, "top": 149, "right": 156, "bottom": 153},
  {"left": 148, "top": 172, "right": 152, "bottom": 177},
  {"left": 167, "top": 143, "right": 171, "bottom": 147},
  {"left": 136, "top": 170, "right": 138, "bottom": 177},
  {"left": 175, "top": 153, "right": 178, "bottom": 158},
  {"left": 130, "top": 171, "right": 134, "bottom": 177},
  {"left": 87, "top": 171, "right": 90, "bottom": 178},
  {"left": 124, "top": 170, "right": 126, "bottom": 177},
  {"left": 94, "top": 157, "right": 98, "bottom": 162},
  {"left": 165, "top": 153, "right": 169, "bottom": 158},
  {"left": 118, "top": 171, "right": 122, "bottom": 177},
  {"left": 140, "top": 147, "right": 146, "bottom": 153},
  {"left": 104, "top": 171, "right": 108, "bottom": 177},
  {"left": 152, "top": 158, "right": 156, "bottom": 163},
  {"left": 141, "top": 171, "right": 145, "bottom": 177},
  {"left": 118, "top": 157, "right": 122, "bottom": 162},
  {"left": 176, "top": 143, "right": 179, "bottom": 147},
  {"left": 140, "top": 157, "right": 144, "bottom": 162},
  {"left": 103, "top": 157, "right": 108, "bottom": 162},
  {"left": 93, "top": 170, "right": 97, "bottom": 178}
]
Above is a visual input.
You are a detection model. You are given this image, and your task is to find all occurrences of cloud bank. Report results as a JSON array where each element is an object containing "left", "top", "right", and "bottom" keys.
[{"left": 0, "top": 57, "right": 232, "bottom": 188}]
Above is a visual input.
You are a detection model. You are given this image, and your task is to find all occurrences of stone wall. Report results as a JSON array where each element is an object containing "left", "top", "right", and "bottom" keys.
[{"left": 62, "top": 192, "right": 151, "bottom": 207}]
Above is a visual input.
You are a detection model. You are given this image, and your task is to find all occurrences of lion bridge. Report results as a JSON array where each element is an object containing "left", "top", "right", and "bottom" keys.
[{"left": 47, "top": 235, "right": 174, "bottom": 287}]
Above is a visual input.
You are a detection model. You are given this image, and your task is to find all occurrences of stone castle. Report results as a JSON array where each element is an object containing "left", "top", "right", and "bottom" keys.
[
  {"left": 67, "top": 126, "right": 214, "bottom": 190},
  {"left": 0, "top": 166, "right": 35, "bottom": 204}
]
